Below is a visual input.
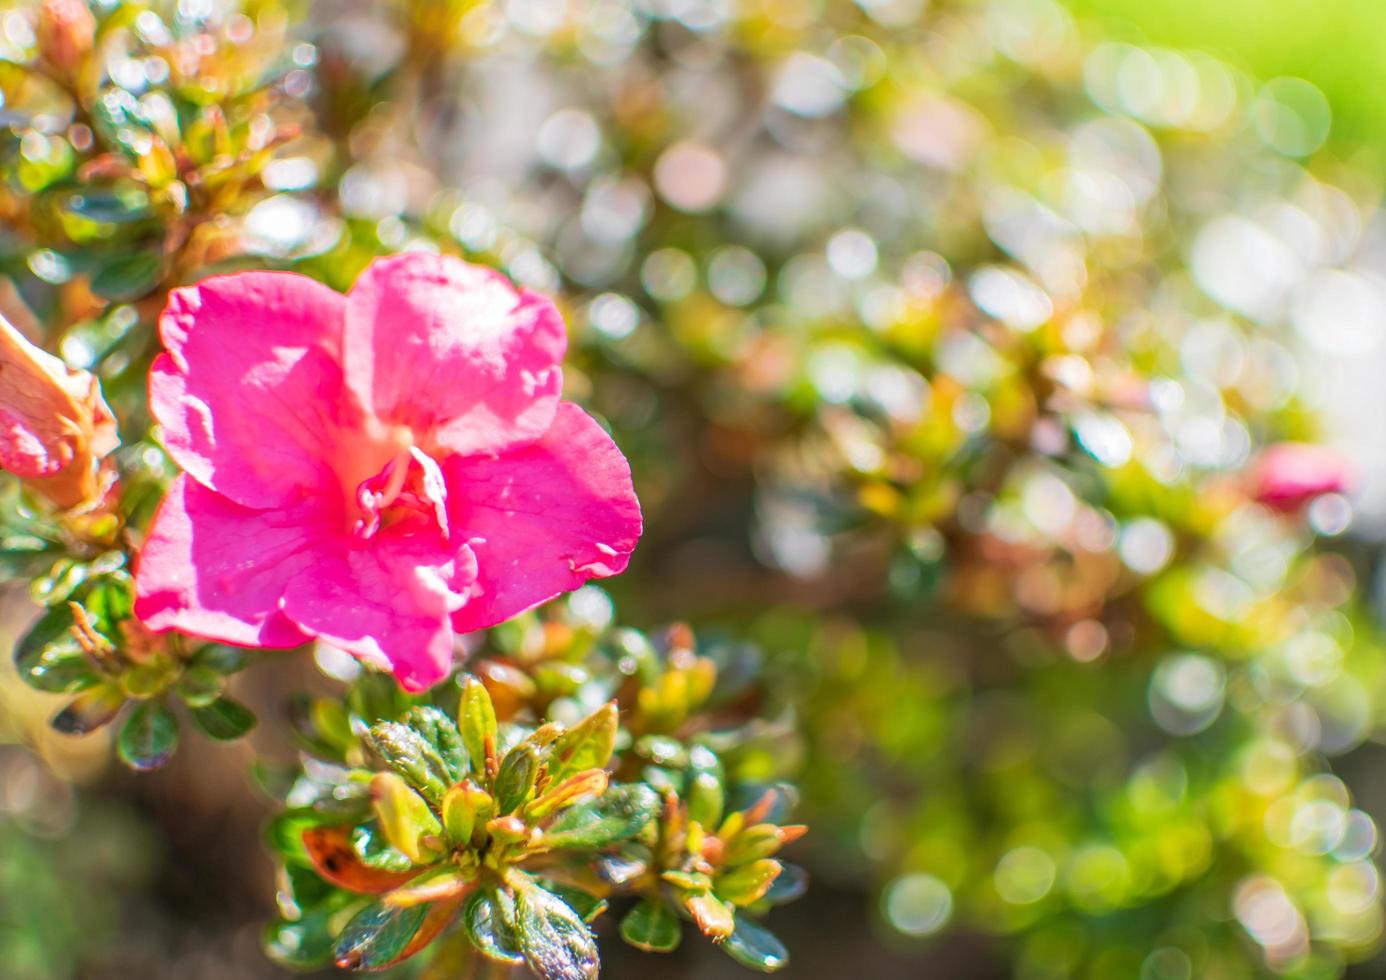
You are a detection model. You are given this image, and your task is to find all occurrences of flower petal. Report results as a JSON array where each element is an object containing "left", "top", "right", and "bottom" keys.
[
  {"left": 446, "top": 402, "right": 642, "bottom": 634},
  {"left": 153, "top": 271, "right": 358, "bottom": 508},
  {"left": 343, "top": 253, "right": 566, "bottom": 457},
  {"left": 280, "top": 530, "right": 477, "bottom": 692},
  {"left": 134, "top": 475, "right": 323, "bottom": 648}
]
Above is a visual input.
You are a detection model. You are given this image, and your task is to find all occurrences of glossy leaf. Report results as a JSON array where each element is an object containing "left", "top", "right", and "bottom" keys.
[
  {"left": 116, "top": 700, "right": 179, "bottom": 771},
  {"left": 686, "top": 771, "right": 725, "bottom": 830},
  {"left": 512, "top": 879, "right": 599, "bottom": 980},
  {"left": 365, "top": 720, "right": 453, "bottom": 803},
  {"left": 402, "top": 705, "right": 467, "bottom": 781},
  {"left": 189, "top": 696, "right": 256, "bottom": 740},
  {"left": 524, "top": 770, "right": 608, "bottom": 822},
  {"left": 547, "top": 702, "right": 618, "bottom": 784},
  {"left": 90, "top": 250, "right": 164, "bottom": 301},
  {"left": 763, "top": 863, "right": 808, "bottom": 905},
  {"left": 302, "top": 826, "right": 419, "bottom": 894},
  {"left": 685, "top": 892, "right": 734, "bottom": 940},
  {"left": 442, "top": 780, "right": 493, "bottom": 845},
  {"left": 14, "top": 603, "right": 99, "bottom": 693},
  {"left": 384, "top": 868, "right": 471, "bottom": 908},
  {"left": 494, "top": 743, "right": 540, "bottom": 815},
  {"left": 715, "top": 859, "right": 782, "bottom": 906},
  {"left": 332, "top": 901, "right": 430, "bottom": 971},
  {"left": 464, "top": 887, "right": 524, "bottom": 965},
  {"left": 540, "top": 784, "right": 660, "bottom": 850},
  {"left": 722, "top": 917, "right": 789, "bottom": 973},
  {"left": 188, "top": 642, "right": 249, "bottom": 674},
  {"left": 371, "top": 772, "right": 442, "bottom": 864},
  {"left": 458, "top": 676, "right": 498, "bottom": 779},
  {"left": 619, "top": 899, "right": 681, "bottom": 953}
]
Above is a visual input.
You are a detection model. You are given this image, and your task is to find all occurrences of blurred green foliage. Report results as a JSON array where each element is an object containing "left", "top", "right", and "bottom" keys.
[
  {"left": 3, "top": 0, "right": 1386, "bottom": 978},
  {"left": 1065, "top": 0, "right": 1386, "bottom": 171}
]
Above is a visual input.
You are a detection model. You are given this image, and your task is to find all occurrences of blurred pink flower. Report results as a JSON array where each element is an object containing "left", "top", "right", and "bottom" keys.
[
  {"left": 1249, "top": 442, "right": 1352, "bottom": 513},
  {"left": 134, "top": 253, "right": 641, "bottom": 690}
]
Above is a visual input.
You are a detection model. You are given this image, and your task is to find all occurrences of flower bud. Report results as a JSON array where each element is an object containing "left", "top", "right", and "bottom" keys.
[{"left": 0, "top": 313, "right": 116, "bottom": 508}]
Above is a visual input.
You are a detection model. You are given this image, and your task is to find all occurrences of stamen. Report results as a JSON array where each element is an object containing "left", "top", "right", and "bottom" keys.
[{"left": 372, "top": 444, "right": 412, "bottom": 511}]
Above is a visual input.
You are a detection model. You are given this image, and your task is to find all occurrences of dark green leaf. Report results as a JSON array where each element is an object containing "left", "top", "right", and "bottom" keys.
[
  {"left": 619, "top": 900, "right": 681, "bottom": 953},
  {"left": 763, "top": 863, "right": 808, "bottom": 905},
  {"left": 189, "top": 643, "right": 249, "bottom": 674},
  {"left": 190, "top": 697, "right": 257, "bottom": 740},
  {"left": 545, "top": 885, "right": 607, "bottom": 924},
  {"left": 176, "top": 665, "right": 223, "bottom": 707},
  {"left": 494, "top": 744, "right": 540, "bottom": 814},
  {"left": 81, "top": 572, "right": 134, "bottom": 628},
  {"left": 513, "top": 880, "right": 598, "bottom": 980},
  {"left": 332, "top": 901, "right": 430, "bottom": 971},
  {"left": 348, "top": 669, "right": 411, "bottom": 723},
  {"left": 90, "top": 250, "right": 164, "bottom": 301},
  {"left": 14, "top": 604, "right": 98, "bottom": 693},
  {"left": 722, "top": 918, "right": 789, "bottom": 973},
  {"left": 117, "top": 700, "right": 179, "bottom": 771},
  {"left": 463, "top": 888, "right": 524, "bottom": 965},
  {"left": 402, "top": 706, "right": 467, "bottom": 781},
  {"left": 541, "top": 784, "right": 660, "bottom": 850},
  {"left": 366, "top": 720, "right": 453, "bottom": 803}
]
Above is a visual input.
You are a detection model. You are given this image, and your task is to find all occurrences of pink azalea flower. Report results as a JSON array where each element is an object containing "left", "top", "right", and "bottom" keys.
[
  {"left": 1249, "top": 441, "right": 1352, "bottom": 513},
  {"left": 134, "top": 253, "right": 641, "bottom": 690}
]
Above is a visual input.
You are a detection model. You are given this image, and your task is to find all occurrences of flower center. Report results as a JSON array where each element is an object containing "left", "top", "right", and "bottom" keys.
[{"left": 351, "top": 429, "right": 449, "bottom": 541}]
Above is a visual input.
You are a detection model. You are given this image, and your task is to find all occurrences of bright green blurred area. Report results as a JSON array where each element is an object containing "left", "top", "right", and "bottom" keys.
[{"left": 1066, "top": 0, "right": 1386, "bottom": 168}]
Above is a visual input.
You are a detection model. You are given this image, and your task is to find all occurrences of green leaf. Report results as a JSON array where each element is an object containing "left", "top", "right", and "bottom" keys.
[
  {"left": 402, "top": 706, "right": 467, "bottom": 781},
  {"left": 371, "top": 772, "right": 442, "bottom": 864},
  {"left": 512, "top": 879, "right": 599, "bottom": 980},
  {"left": 190, "top": 697, "right": 256, "bottom": 740},
  {"left": 494, "top": 743, "right": 541, "bottom": 814},
  {"left": 90, "top": 250, "right": 164, "bottom": 301},
  {"left": 714, "top": 859, "right": 782, "bottom": 906},
  {"left": 14, "top": 604, "right": 99, "bottom": 693},
  {"left": 365, "top": 720, "right": 454, "bottom": 803},
  {"left": 763, "top": 863, "right": 808, "bottom": 905},
  {"left": 619, "top": 900, "right": 681, "bottom": 953},
  {"left": 264, "top": 910, "right": 337, "bottom": 969},
  {"left": 332, "top": 900, "right": 430, "bottom": 970},
  {"left": 545, "top": 885, "right": 607, "bottom": 924},
  {"left": 524, "top": 770, "right": 608, "bottom": 822},
  {"left": 52, "top": 685, "right": 125, "bottom": 735},
  {"left": 463, "top": 888, "right": 524, "bottom": 965},
  {"left": 540, "top": 784, "right": 660, "bottom": 850},
  {"left": 687, "top": 771, "right": 725, "bottom": 829},
  {"left": 442, "top": 780, "right": 493, "bottom": 845},
  {"left": 189, "top": 643, "right": 249, "bottom": 674},
  {"left": 547, "top": 702, "right": 618, "bottom": 784},
  {"left": 458, "top": 676, "right": 498, "bottom": 778},
  {"left": 722, "top": 917, "right": 789, "bottom": 973},
  {"left": 348, "top": 669, "right": 411, "bottom": 723},
  {"left": 175, "top": 665, "right": 223, "bottom": 707},
  {"left": 117, "top": 700, "right": 179, "bottom": 771}
]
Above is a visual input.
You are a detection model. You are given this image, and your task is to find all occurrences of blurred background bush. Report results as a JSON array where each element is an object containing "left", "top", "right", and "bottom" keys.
[{"left": 5, "top": 0, "right": 1386, "bottom": 977}]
